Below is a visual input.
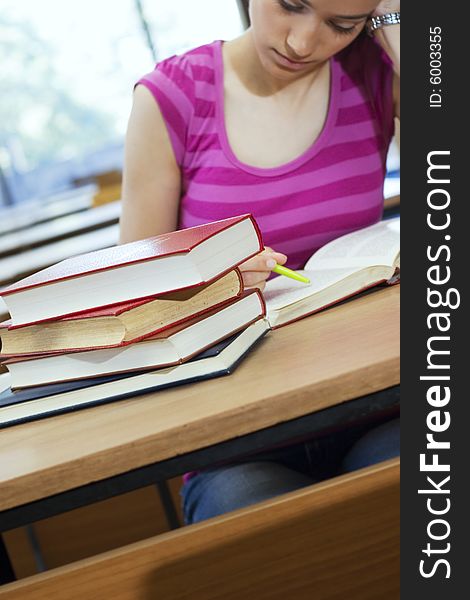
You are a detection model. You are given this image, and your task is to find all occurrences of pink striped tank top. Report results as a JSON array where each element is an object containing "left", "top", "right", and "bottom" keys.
[{"left": 136, "top": 35, "right": 395, "bottom": 270}]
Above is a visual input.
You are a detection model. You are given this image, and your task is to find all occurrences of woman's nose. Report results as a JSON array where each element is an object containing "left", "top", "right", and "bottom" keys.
[{"left": 285, "top": 18, "right": 320, "bottom": 60}]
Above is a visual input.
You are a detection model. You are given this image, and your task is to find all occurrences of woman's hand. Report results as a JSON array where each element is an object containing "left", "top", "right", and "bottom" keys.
[
  {"left": 373, "top": 0, "right": 400, "bottom": 17},
  {"left": 239, "top": 247, "right": 288, "bottom": 293},
  {"left": 371, "top": 0, "right": 400, "bottom": 113}
]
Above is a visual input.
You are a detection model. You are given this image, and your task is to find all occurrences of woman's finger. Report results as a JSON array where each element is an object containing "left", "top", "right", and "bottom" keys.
[
  {"left": 242, "top": 270, "right": 271, "bottom": 288},
  {"left": 242, "top": 278, "right": 266, "bottom": 293},
  {"left": 263, "top": 247, "right": 288, "bottom": 264},
  {"left": 240, "top": 249, "right": 288, "bottom": 272}
]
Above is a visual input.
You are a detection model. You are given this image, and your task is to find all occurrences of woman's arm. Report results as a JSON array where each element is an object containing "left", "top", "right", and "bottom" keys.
[
  {"left": 119, "top": 85, "right": 181, "bottom": 244},
  {"left": 120, "top": 86, "right": 287, "bottom": 290},
  {"left": 372, "top": 1, "right": 400, "bottom": 118}
]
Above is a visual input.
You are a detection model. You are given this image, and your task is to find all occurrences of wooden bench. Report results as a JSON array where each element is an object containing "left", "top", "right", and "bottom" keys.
[
  {"left": 0, "top": 188, "right": 96, "bottom": 237},
  {"left": 0, "top": 224, "right": 119, "bottom": 287},
  {"left": 73, "top": 169, "right": 122, "bottom": 207},
  {"left": 0, "top": 458, "right": 400, "bottom": 599},
  {"left": 0, "top": 201, "right": 121, "bottom": 258}
]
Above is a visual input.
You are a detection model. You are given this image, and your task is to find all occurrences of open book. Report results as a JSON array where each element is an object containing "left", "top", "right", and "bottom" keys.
[{"left": 264, "top": 218, "right": 399, "bottom": 329}]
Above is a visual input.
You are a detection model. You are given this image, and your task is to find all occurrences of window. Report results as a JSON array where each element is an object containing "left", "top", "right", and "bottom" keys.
[{"left": 0, "top": 1, "right": 243, "bottom": 204}]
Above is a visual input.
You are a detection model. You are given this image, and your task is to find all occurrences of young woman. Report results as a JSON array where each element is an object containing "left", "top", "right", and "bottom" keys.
[{"left": 120, "top": 0, "right": 400, "bottom": 524}]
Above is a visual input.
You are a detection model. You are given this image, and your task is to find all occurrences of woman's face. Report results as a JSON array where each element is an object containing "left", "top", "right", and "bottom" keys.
[{"left": 249, "top": 0, "right": 380, "bottom": 78}]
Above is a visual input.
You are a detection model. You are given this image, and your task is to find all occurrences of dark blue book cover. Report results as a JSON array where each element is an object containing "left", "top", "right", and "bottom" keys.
[{"left": 0, "top": 320, "right": 269, "bottom": 427}]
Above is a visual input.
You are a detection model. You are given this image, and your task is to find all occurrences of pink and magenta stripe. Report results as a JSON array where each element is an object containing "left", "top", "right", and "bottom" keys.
[{"left": 137, "top": 35, "right": 394, "bottom": 270}]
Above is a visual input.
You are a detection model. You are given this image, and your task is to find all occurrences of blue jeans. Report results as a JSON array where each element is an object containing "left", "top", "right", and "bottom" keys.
[{"left": 181, "top": 418, "right": 400, "bottom": 524}]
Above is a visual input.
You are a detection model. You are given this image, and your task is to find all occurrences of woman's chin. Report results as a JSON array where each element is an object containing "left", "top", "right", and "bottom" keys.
[{"left": 259, "top": 57, "right": 302, "bottom": 81}]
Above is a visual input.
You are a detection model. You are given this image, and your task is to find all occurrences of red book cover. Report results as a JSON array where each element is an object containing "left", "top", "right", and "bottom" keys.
[
  {"left": 0, "top": 287, "right": 247, "bottom": 357},
  {"left": 0, "top": 298, "right": 150, "bottom": 330},
  {"left": 0, "top": 269, "right": 244, "bottom": 330},
  {"left": 2, "top": 289, "right": 266, "bottom": 364},
  {"left": 1, "top": 214, "right": 262, "bottom": 297}
]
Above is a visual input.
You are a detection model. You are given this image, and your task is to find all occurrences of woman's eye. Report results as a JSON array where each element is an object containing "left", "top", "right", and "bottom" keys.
[
  {"left": 279, "top": 0, "right": 304, "bottom": 13},
  {"left": 329, "top": 22, "right": 357, "bottom": 35},
  {"left": 278, "top": 2, "right": 360, "bottom": 34}
]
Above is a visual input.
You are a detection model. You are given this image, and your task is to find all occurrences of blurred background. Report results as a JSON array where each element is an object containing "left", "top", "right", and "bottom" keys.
[{"left": 0, "top": 0, "right": 248, "bottom": 205}]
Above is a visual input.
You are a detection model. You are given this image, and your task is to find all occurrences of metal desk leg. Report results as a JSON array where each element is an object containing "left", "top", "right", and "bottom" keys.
[
  {"left": 0, "top": 534, "right": 15, "bottom": 584},
  {"left": 25, "top": 525, "right": 47, "bottom": 572},
  {"left": 156, "top": 481, "right": 181, "bottom": 530}
]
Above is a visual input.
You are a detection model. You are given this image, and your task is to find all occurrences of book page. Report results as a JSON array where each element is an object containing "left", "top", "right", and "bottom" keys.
[
  {"left": 305, "top": 218, "right": 400, "bottom": 271},
  {"left": 264, "top": 267, "right": 359, "bottom": 311}
]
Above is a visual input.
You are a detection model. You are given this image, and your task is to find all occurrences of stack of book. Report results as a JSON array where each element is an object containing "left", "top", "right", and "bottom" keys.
[
  {"left": 0, "top": 216, "right": 400, "bottom": 428},
  {"left": 0, "top": 215, "right": 270, "bottom": 426}
]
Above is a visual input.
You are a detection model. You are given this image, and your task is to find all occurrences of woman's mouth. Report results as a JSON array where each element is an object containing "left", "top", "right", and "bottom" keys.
[{"left": 272, "top": 49, "right": 315, "bottom": 70}]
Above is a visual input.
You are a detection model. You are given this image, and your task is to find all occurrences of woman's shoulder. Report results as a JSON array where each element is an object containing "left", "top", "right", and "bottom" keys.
[
  {"left": 134, "top": 41, "right": 221, "bottom": 166},
  {"left": 141, "top": 40, "right": 220, "bottom": 87}
]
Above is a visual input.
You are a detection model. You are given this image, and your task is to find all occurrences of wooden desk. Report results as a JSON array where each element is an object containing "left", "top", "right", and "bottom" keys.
[{"left": 0, "top": 285, "right": 399, "bottom": 527}]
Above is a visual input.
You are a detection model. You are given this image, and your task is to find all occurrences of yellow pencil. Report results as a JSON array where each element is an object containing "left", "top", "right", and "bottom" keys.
[{"left": 271, "top": 264, "right": 310, "bottom": 284}]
